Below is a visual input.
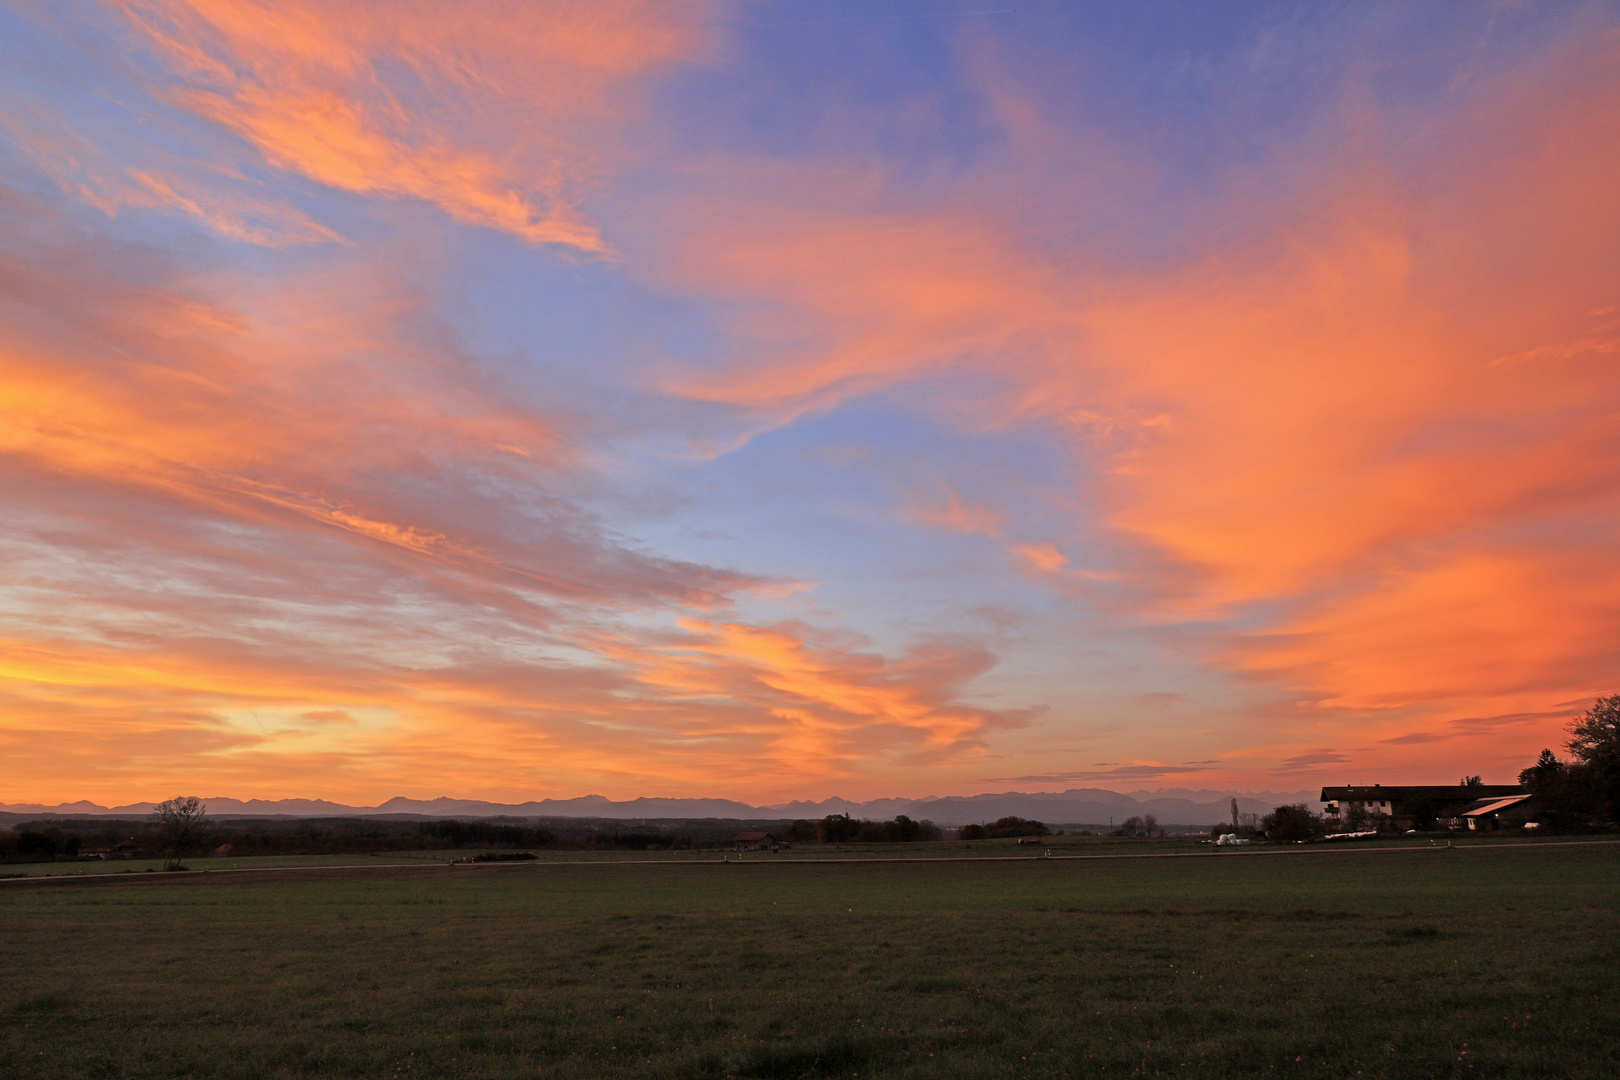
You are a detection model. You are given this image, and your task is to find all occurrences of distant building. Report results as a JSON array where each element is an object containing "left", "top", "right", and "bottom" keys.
[
  {"left": 733, "top": 831, "right": 780, "bottom": 851},
  {"left": 1320, "top": 784, "right": 1527, "bottom": 831},
  {"left": 1457, "top": 794, "right": 1539, "bottom": 831}
]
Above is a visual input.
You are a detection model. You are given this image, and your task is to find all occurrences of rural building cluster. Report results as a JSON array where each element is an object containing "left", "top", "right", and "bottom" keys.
[{"left": 1319, "top": 785, "right": 1538, "bottom": 832}]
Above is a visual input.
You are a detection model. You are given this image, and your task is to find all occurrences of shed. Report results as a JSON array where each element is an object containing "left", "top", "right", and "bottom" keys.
[
  {"left": 733, "top": 831, "right": 779, "bottom": 851},
  {"left": 1460, "top": 794, "right": 1537, "bottom": 831}
]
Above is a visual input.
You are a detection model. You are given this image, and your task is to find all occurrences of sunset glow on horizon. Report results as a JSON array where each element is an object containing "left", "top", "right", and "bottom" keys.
[{"left": 3, "top": 1, "right": 1618, "bottom": 806}]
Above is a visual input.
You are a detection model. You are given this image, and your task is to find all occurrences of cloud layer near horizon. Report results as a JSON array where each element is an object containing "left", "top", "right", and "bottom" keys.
[{"left": 2, "top": 2, "right": 1617, "bottom": 803}]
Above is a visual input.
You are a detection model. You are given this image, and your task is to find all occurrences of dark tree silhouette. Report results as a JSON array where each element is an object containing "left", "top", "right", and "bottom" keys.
[
  {"left": 1112, "top": 815, "right": 1144, "bottom": 838},
  {"left": 1568, "top": 696, "right": 1620, "bottom": 768},
  {"left": 1262, "top": 803, "right": 1326, "bottom": 842},
  {"left": 1519, "top": 748, "right": 1585, "bottom": 828},
  {"left": 1567, "top": 695, "right": 1620, "bottom": 820},
  {"left": 818, "top": 814, "right": 861, "bottom": 843},
  {"left": 1519, "top": 749, "right": 1565, "bottom": 789},
  {"left": 154, "top": 795, "right": 208, "bottom": 870},
  {"left": 984, "top": 816, "right": 1048, "bottom": 839},
  {"left": 1513, "top": 697, "right": 1620, "bottom": 828}
]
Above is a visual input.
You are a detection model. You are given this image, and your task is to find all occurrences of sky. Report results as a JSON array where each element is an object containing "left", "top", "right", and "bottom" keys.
[{"left": 2, "top": 0, "right": 1618, "bottom": 807}]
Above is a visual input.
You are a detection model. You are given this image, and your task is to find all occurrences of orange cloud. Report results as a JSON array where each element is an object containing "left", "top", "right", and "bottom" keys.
[
  {"left": 0, "top": 219, "right": 586, "bottom": 591},
  {"left": 113, "top": 0, "right": 716, "bottom": 250},
  {"left": 652, "top": 188, "right": 1073, "bottom": 415},
  {"left": 611, "top": 618, "right": 1016, "bottom": 764},
  {"left": 0, "top": 178, "right": 1023, "bottom": 804},
  {"left": 0, "top": 106, "right": 341, "bottom": 247},
  {"left": 1013, "top": 543, "right": 1068, "bottom": 574},
  {"left": 647, "top": 32, "right": 1620, "bottom": 770},
  {"left": 901, "top": 484, "right": 1079, "bottom": 577},
  {"left": 127, "top": 167, "right": 341, "bottom": 247},
  {"left": 8, "top": 5, "right": 1618, "bottom": 802},
  {"left": 1225, "top": 548, "right": 1620, "bottom": 718},
  {"left": 0, "top": 607, "right": 1023, "bottom": 805},
  {"left": 905, "top": 485, "right": 1004, "bottom": 537}
]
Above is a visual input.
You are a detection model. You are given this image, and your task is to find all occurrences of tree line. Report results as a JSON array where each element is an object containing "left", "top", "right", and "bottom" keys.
[
  {"left": 784, "top": 814, "right": 947, "bottom": 843},
  {"left": 3, "top": 811, "right": 989, "bottom": 864},
  {"left": 1, "top": 815, "right": 701, "bottom": 863}
]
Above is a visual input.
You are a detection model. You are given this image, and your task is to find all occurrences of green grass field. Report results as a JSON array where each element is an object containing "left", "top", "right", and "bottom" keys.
[
  {"left": 0, "top": 831, "right": 1587, "bottom": 878},
  {"left": 3, "top": 842, "right": 1616, "bottom": 1079}
]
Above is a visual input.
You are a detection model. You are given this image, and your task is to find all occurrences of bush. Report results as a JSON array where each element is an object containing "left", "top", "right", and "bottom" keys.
[
  {"left": 1262, "top": 804, "right": 1326, "bottom": 842},
  {"left": 982, "top": 816, "right": 1048, "bottom": 839}
]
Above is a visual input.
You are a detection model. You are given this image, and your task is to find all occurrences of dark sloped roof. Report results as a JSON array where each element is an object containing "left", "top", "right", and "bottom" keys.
[{"left": 1321, "top": 785, "right": 1524, "bottom": 803}]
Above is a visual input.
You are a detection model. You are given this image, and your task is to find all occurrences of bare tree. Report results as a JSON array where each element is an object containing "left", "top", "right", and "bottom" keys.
[{"left": 154, "top": 795, "right": 207, "bottom": 870}]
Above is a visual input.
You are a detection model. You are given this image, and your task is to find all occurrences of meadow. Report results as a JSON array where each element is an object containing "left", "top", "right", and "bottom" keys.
[{"left": 2, "top": 841, "right": 1616, "bottom": 1079}]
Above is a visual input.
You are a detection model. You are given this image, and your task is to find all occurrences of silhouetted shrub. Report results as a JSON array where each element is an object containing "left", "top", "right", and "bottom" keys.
[
  {"left": 983, "top": 817, "right": 1048, "bottom": 839},
  {"left": 1262, "top": 804, "right": 1326, "bottom": 842}
]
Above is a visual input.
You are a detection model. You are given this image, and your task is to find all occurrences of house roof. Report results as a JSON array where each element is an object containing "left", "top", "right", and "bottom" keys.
[
  {"left": 734, "top": 831, "right": 774, "bottom": 842},
  {"left": 1321, "top": 785, "right": 1524, "bottom": 803}
]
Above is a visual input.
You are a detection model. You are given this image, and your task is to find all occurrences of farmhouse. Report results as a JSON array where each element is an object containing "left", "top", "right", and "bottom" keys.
[
  {"left": 1320, "top": 784, "right": 1527, "bottom": 830},
  {"left": 733, "top": 831, "right": 780, "bottom": 851}
]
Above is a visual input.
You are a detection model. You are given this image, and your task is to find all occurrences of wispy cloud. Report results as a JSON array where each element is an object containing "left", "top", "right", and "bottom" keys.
[
  {"left": 1272, "top": 750, "right": 1350, "bottom": 774},
  {"left": 4, "top": 4, "right": 1618, "bottom": 802},
  {"left": 979, "top": 764, "right": 1214, "bottom": 785},
  {"left": 645, "top": 26, "right": 1620, "bottom": 770},
  {"left": 94, "top": 1, "right": 717, "bottom": 251}
]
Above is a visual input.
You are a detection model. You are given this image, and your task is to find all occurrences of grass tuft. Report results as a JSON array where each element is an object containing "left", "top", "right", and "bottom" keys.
[
  {"left": 13, "top": 990, "right": 76, "bottom": 1013},
  {"left": 723, "top": 1035, "right": 885, "bottom": 1078}
]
